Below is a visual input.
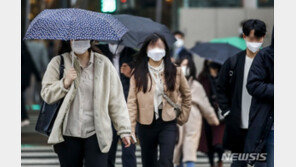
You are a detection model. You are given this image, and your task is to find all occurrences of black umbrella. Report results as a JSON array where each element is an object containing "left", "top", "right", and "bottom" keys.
[
  {"left": 190, "top": 42, "right": 242, "bottom": 64},
  {"left": 114, "top": 14, "right": 176, "bottom": 49}
]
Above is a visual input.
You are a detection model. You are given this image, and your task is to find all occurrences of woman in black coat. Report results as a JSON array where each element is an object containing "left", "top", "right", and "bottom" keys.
[
  {"left": 198, "top": 60, "right": 225, "bottom": 167},
  {"left": 244, "top": 30, "right": 274, "bottom": 166}
]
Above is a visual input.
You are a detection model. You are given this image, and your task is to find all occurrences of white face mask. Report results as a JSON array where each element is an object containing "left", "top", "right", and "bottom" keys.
[
  {"left": 71, "top": 40, "right": 91, "bottom": 54},
  {"left": 147, "top": 48, "right": 166, "bottom": 61},
  {"left": 108, "top": 43, "right": 124, "bottom": 54},
  {"left": 174, "top": 38, "right": 184, "bottom": 48},
  {"left": 181, "top": 66, "right": 190, "bottom": 77},
  {"left": 246, "top": 41, "right": 263, "bottom": 53}
]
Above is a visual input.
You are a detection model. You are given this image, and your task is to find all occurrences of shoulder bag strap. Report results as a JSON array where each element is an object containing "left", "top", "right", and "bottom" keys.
[{"left": 59, "top": 55, "right": 65, "bottom": 79}]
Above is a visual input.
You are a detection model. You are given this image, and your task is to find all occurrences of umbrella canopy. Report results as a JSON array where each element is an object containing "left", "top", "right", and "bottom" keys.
[
  {"left": 190, "top": 42, "right": 241, "bottom": 64},
  {"left": 114, "top": 14, "right": 176, "bottom": 49},
  {"left": 210, "top": 36, "right": 246, "bottom": 50},
  {"left": 24, "top": 8, "right": 128, "bottom": 42}
]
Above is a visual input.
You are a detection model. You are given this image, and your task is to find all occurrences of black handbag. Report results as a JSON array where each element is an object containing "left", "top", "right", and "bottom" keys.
[{"left": 35, "top": 55, "right": 65, "bottom": 136}]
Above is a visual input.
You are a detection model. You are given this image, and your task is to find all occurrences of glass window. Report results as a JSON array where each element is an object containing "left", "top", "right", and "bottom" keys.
[
  {"left": 188, "top": 0, "right": 242, "bottom": 7},
  {"left": 258, "top": 0, "right": 274, "bottom": 7}
]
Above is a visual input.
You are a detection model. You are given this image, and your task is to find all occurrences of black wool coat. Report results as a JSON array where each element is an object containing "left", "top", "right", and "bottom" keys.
[
  {"left": 216, "top": 50, "right": 247, "bottom": 153},
  {"left": 244, "top": 43, "right": 274, "bottom": 165}
]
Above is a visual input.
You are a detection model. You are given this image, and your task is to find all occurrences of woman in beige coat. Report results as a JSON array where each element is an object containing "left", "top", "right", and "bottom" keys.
[
  {"left": 173, "top": 56, "right": 219, "bottom": 167},
  {"left": 41, "top": 40, "right": 132, "bottom": 167},
  {"left": 127, "top": 34, "right": 192, "bottom": 167}
]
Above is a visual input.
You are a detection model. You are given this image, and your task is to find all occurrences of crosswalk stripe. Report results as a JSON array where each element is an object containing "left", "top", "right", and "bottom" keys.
[{"left": 22, "top": 145, "right": 232, "bottom": 166}]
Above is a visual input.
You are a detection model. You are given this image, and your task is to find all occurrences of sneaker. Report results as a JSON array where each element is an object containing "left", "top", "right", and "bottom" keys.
[{"left": 21, "top": 119, "right": 30, "bottom": 127}]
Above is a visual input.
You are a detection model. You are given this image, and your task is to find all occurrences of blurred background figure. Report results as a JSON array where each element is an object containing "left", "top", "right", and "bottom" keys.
[
  {"left": 238, "top": 20, "right": 246, "bottom": 38},
  {"left": 172, "top": 31, "right": 192, "bottom": 62},
  {"left": 25, "top": 40, "right": 49, "bottom": 75},
  {"left": 97, "top": 43, "right": 137, "bottom": 167},
  {"left": 174, "top": 56, "right": 219, "bottom": 167},
  {"left": 25, "top": 40, "right": 49, "bottom": 104},
  {"left": 21, "top": 41, "right": 41, "bottom": 127},
  {"left": 198, "top": 60, "right": 225, "bottom": 167}
]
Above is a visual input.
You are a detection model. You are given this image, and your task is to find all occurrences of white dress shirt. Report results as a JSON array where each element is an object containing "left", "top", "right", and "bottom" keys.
[{"left": 148, "top": 61, "right": 164, "bottom": 120}]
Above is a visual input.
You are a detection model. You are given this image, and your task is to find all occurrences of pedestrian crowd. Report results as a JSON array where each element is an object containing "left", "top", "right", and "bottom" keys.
[{"left": 22, "top": 9, "right": 274, "bottom": 167}]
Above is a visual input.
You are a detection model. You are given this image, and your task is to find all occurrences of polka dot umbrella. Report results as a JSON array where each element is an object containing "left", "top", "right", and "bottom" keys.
[{"left": 24, "top": 8, "right": 128, "bottom": 42}]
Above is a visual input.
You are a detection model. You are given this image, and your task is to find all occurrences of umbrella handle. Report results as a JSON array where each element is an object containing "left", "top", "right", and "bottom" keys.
[
  {"left": 115, "top": 39, "right": 123, "bottom": 54},
  {"left": 72, "top": 53, "right": 74, "bottom": 67}
]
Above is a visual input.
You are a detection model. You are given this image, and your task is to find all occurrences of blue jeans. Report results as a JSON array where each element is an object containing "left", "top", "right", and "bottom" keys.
[
  {"left": 176, "top": 161, "right": 194, "bottom": 167},
  {"left": 266, "top": 130, "right": 274, "bottom": 167}
]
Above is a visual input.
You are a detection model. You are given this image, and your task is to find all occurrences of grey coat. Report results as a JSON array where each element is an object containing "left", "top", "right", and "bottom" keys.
[{"left": 41, "top": 51, "right": 131, "bottom": 153}]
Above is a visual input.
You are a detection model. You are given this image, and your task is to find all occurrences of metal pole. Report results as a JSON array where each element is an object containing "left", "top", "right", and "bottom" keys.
[
  {"left": 171, "top": 0, "right": 178, "bottom": 31},
  {"left": 60, "top": 0, "right": 68, "bottom": 8},
  {"left": 130, "top": 0, "right": 135, "bottom": 8},
  {"left": 155, "top": 0, "right": 162, "bottom": 23},
  {"left": 183, "top": 0, "right": 189, "bottom": 8},
  {"left": 243, "top": 0, "right": 257, "bottom": 8},
  {"left": 25, "top": 0, "right": 31, "bottom": 31}
]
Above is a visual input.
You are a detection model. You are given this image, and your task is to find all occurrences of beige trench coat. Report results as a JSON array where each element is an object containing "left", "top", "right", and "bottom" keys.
[
  {"left": 40, "top": 51, "right": 131, "bottom": 153},
  {"left": 127, "top": 67, "right": 192, "bottom": 134},
  {"left": 173, "top": 78, "right": 219, "bottom": 164}
]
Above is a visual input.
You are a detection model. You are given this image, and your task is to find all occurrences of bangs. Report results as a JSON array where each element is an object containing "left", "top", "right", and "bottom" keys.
[{"left": 148, "top": 34, "right": 162, "bottom": 46}]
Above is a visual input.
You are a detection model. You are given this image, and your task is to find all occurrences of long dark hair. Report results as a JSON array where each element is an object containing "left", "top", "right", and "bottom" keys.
[
  {"left": 199, "top": 60, "right": 221, "bottom": 79},
  {"left": 199, "top": 60, "right": 210, "bottom": 79},
  {"left": 132, "top": 33, "right": 177, "bottom": 93},
  {"left": 175, "top": 55, "right": 197, "bottom": 81},
  {"left": 58, "top": 40, "right": 102, "bottom": 55}
]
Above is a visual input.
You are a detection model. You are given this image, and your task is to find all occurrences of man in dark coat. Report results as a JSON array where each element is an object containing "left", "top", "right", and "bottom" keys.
[
  {"left": 97, "top": 43, "right": 137, "bottom": 167},
  {"left": 216, "top": 19, "right": 267, "bottom": 167},
  {"left": 244, "top": 29, "right": 274, "bottom": 166}
]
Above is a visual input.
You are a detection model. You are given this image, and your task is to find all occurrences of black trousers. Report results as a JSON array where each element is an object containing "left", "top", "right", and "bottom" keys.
[
  {"left": 53, "top": 134, "right": 108, "bottom": 167},
  {"left": 138, "top": 111, "right": 177, "bottom": 167},
  {"left": 204, "top": 119, "right": 224, "bottom": 166},
  {"left": 108, "top": 125, "right": 137, "bottom": 167},
  {"left": 230, "top": 129, "right": 266, "bottom": 167}
]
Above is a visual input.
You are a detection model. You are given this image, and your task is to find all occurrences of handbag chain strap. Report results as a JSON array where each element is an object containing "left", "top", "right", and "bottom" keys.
[{"left": 162, "top": 92, "right": 182, "bottom": 116}]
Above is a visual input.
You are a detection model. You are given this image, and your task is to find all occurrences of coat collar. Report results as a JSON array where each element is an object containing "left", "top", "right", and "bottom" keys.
[
  {"left": 71, "top": 51, "right": 103, "bottom": 89},
  {"left": 71, "top": 51, "right": 95, "bottom": 68},
  {"left": 93, "top": 52, "right": 103, "bottom": 79}
]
